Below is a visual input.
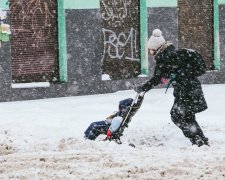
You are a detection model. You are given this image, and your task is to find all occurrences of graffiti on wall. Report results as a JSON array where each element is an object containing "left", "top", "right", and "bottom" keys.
[
  {"left": 10, "top": 0, "right": 55, "bottom": 48},
  {"left": 101, "top": 0, "right": 131, "bottom": 27},
  {"left": 101, "top": 27, "right": 139, "bottom": 61},
  {"left": 9, "top": 0, "right": 59, "bottom": 83},
  {"left": 100, "top": 0, "right": 141, "bottom": 80}
]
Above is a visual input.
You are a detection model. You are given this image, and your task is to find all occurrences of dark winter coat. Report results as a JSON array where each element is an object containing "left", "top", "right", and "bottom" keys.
[{"left": 141, "top": 43, "right": 208, "bottom": 114}]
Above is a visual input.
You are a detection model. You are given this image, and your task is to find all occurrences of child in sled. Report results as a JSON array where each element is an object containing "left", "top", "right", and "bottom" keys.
[{"left": 84, "top": 98, "right": 133, "bottom": 140}]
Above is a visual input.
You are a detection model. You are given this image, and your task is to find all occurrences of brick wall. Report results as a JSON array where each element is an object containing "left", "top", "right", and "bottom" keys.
[
  {"left": 9, "top": 0, "right": 59, "bottom": 83},
  {"left": 178, "top": 0, "right": 214, "bottom": 70}
]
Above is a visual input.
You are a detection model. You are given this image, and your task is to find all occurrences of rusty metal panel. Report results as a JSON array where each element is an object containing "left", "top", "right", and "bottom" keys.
[{"left": 9, "top": 0, "right": 59, "bottom": 83}]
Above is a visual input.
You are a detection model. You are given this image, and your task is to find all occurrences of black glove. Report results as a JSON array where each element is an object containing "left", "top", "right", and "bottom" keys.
[{"left": 134, "top": 85, "right": 144, "bottom": 93}]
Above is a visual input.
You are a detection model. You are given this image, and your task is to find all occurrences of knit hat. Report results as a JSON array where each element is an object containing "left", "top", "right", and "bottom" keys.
[
  {"left": 119, "top": 98, "right": 133, "bottom": 112},
  {"left": 147, "top": 29, "right": 166, "bottom": 50}
]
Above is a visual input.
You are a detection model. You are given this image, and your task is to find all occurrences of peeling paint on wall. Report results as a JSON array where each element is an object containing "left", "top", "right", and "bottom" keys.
[
  {"left": 0, "top": 23, "right": 10, "bottom": 42},
  {"left": 0, "top": 9, "right": 6, "bottom": 19},
  {"left": 0, "top": 0, "right": 10, "bottom": 47},
  {"left": 0, "top": 9, "right": 10, "bottom": 47}
]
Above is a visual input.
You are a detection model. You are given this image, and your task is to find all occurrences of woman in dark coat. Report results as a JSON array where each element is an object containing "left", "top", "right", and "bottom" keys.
[{"left": 135, "top": 29, "right": 209, "bottom": 147}]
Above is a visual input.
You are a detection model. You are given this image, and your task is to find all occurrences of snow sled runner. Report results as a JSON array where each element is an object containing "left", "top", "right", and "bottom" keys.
[{"left": 110, "top": 92, "right": 145, "bottom": 145}]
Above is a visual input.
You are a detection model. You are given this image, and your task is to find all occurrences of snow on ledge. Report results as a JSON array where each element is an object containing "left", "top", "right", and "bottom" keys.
[
  {"left": 138, "top": 74, "right": 148, "bottom": 78},
  {"left": 12, "top": 82, "right": 50, "bottom": 89},
  {"left": 102, "top": 74, "right": 111, "bottom": 81}
]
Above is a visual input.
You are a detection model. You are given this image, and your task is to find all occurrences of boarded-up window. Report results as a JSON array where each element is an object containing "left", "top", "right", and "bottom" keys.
[
  {"left": 9, "top": 0, "right": 59, "bottom": 83},
  {"left": 100, "top": 0, "right": 141, "bottom": 80},
  {"left": 178, "top": 0, "right": 214, "bottom": 70}
]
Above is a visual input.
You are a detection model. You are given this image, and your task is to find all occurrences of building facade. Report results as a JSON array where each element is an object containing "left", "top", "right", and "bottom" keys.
[{"left": 0, "top": 0, "right": 225, "bottom": 102}]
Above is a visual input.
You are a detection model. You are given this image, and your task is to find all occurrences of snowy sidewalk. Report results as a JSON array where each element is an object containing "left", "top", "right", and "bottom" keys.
[{"left": 0, "top": 84, "right": 225, "bottom": 179}]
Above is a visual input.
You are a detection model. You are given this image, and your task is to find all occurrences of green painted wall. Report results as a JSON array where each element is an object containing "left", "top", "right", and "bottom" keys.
[
  {"left": 214, "top": 0, "right": 221, "bottom": 70},
  {"left": 219, "top": 0, "right": 225, "bottom": 4},
  {"left": 146, "top": 0, "right": 177, "bottom": 7},
  {"left": 58, "top": 0, "right": 68, "bottom": 82},
  {"left": 64, "top": 0, "right": 100, "bottom": 9},
  {"left": 0, "top": 0, "right": 9, "bottom": 10},
  {"left": 140, "top": 0, "right": 148, "bottom": 75}
]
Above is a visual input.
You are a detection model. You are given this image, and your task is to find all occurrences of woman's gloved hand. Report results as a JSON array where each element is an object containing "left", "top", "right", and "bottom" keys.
[{"left": 134, "top": 85, "right": 144, "bottom": 93}]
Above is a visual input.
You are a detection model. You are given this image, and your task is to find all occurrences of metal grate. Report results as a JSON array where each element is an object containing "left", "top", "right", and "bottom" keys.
[{"left": 9, "top": 0, "right": 59, "bottom": 83}]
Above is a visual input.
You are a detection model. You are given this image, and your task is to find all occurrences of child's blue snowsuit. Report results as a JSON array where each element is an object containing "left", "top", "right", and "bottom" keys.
[
  {"left": 84, "top": 121, "right": 110, "bottom": 140},
  {"left": 84, "top": 98, "right": 133, "bottom": 140}
]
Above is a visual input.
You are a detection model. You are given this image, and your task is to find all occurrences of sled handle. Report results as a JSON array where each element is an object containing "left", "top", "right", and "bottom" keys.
[
  {"left": 121, "top": 92, "right": 145, "bottom": 127},
  {"left": 132, "top": 92, "right": 145, "bottom": 105}
]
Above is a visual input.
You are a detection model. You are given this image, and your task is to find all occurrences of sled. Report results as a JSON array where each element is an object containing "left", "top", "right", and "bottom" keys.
[{"left": 110, "top": 92, "right": 145, "bottom": 144}]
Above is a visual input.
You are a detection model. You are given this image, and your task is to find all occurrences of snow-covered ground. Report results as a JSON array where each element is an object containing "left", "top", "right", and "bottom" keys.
[{"left": 0, "top": 84, "right": 225, "bottom": 179}]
